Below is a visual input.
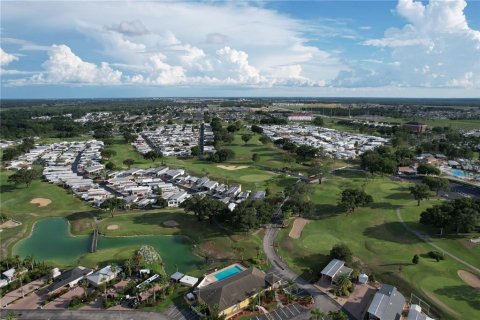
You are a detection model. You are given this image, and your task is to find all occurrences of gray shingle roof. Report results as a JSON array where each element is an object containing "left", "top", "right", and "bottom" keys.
[
  {"left": 367, "top": 284, "right": 406, "bottom": 320},
  {"left": 197, "top": 267, "right": 275, "bottom": 312}
]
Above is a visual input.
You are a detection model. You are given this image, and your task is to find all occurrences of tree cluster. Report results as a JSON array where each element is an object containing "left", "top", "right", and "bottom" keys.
[
  {"left": 2, "top": 138, "right": 35, "bottom": 161},
  {"left": 338, "top": 189, "right": 373, "bottom": 213},
  {"left": 420, "top": 198, "right": 479, "bottom": 235},
  {"left": 229, "top": 200, "right": 274, "bottom": 231},
  {"left": 207, "top": 148, "right": 235, "bottom": 163},
  {"left": 251, "top": 125, "right": 264, "bottom": 134},
  {"left": 259, "top": 115, "right": 288, "bottom": 125},
  {"left": 360, "top": 146, "right": 415, "bottom": 175},
  {"left": 283, "top": 182, "right": 315, "bottom": 218},
  {"left": 7, "top": 168, "right": 42, "bottom": 188}
]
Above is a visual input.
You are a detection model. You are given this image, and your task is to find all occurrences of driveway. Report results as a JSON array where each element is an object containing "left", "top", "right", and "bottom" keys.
[
  {"left": 44, "top": 287, "right": 85, "bottom": 310},
  {"left": 263, "top": 226, "right": 352, "bottom": 318},
  {"left": 1, "top": 278, "right": 46, "bottom": 308}
]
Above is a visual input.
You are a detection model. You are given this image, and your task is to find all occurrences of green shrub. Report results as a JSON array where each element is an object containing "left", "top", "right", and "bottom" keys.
[{"left": 428, "top": 251, "right": 445, "bottom": 261}]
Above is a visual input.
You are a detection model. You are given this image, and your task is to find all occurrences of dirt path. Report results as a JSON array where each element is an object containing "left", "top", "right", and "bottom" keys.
[{"left": 289, "top": 218, "right": 309, "bottom": 239}]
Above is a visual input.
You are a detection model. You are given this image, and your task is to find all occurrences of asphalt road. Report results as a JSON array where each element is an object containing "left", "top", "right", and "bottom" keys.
[
  {"left": 263, "top": 225, "right": 354, "bottom": 319},
  {"left": 398, "top": 175, "right": 480, "bottom": 199},
  {"left": 0, "top": 310, "right": 168, "bottom": 320}
]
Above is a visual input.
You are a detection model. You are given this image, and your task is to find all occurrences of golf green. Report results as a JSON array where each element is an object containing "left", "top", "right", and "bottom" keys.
[{"left": 240, "top": 174, "right": 273, "bottom": 182}]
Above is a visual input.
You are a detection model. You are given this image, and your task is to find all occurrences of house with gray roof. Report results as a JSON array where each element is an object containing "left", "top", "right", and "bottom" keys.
[
  {"left": 367, "top": 284, "right": 406, "bottom": 320},
  {"left": 196, "top": 267, "right": 279, "bottom": 319},
  {"left": 320, "top": 259, "right": 353, "bottom": 284}
]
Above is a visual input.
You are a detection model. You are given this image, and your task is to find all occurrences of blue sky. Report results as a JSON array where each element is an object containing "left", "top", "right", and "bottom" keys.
[{"left": 1, "top": 0, "right": 479, "bottom": 98}]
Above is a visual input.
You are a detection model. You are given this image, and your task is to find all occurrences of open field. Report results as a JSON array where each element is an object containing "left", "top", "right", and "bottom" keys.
[
  {"left": 276, "top": 170, "right": 480, "bottom": 319},
  {"left": 332, "top": 116, "right": 480, "bottom": 130}
]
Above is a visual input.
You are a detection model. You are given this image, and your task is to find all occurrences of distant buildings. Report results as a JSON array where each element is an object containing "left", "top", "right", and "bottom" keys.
[
  {"left": 261, "top": 124, "right": 388, "bottom": 159},
  {"left": 138, "top": 124, "right": 200, "bottom": 157},
  {"left": 402, "top": 121, "right": 428, "bottom": 133},
  {"left": 288, "top": 113, "right": 313, "bottom": 121}
]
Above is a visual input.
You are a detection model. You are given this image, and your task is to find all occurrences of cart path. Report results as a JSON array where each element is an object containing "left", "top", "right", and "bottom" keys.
[{"left": 396, "top": 208, "right": 480, "bottom": 275}]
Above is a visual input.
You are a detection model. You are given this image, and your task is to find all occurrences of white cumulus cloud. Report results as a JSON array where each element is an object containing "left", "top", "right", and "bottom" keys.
[
  {"left": 357, "top": 0, "right": 480, "bottom": 88},
  {"left": 0, "top": 48, "right": 18, "bottom": 66},
  {"left": 11, "top": 45, "right": 122, "bottom": 85}
]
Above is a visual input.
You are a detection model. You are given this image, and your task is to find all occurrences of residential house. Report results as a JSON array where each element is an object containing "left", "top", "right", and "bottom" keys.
[
  {"left": 196, "top": 267, "right": 279, "bottom": 319},
  {"left": 320, "top": 259, "right": 353, "bottom": 284},
  {"left": 46, "top": 266, "right": 93, "bottom": 293},
  {"left": 167, "top": 191, "right": 190, "bottom": 207},
  {"left": 86, "top": 265, "right": 121, "bottom": 287},
  {"left": 367, "top": 284, "right": 406, "bottom": 320}
]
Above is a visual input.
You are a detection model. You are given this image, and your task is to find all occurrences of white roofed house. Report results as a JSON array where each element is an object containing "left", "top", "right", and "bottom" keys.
[
  {"left": 86, "top": 265, "right": 122, "bottom": 287},
  {"left": 202, "top": 180, "right": 218, "bottom": 191},
  {"left": 167, "top": 191, "right": 190, "bottom": 207},
  {"left": 225, "top": 184, "right": 241, "bottom": 197},
  {"left": 84, "top": 164, "right": 104, "bottom": 176},
  {"left": 320, "top": 259, "right": 353, "bottom": 284},
  {"left": 124, "top": 185, "right": 152, "bottom": 197},
  {"left": 164, "top": 169, "right": 185, "bottom": 180}
]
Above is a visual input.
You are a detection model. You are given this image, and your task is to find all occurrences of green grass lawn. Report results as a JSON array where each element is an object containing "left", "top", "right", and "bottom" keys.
[{"left": 276, "top": 170, "right": 479, "bottom": 319}]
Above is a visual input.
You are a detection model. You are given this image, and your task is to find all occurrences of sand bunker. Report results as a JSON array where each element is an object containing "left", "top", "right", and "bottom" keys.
[
  {"left": 289, "top": 218, "right": 310, "bottom": 239},
  {"left": 163, "top": 220, "right": 179, "bottom": 227},
  {"left": 217, "top": 165, "right": 249, "bottom": 171},
  {"left": 106, "top": 224, "right": 119, "bottom": 230},
  {"left": 0, "top": 219, "right": 21, "bottom": 229},
  {"left": 30, "top": 198, "right": 52, "bottom": 207},
  {"left": 458, "top": 270, "right": 480, "bottom": 289}
]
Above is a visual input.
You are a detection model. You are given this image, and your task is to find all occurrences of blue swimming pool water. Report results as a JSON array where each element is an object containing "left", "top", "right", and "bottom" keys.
[
  {"left": 214, "top": 265, "right": 244, "bottom": 281},
  {"left": 449, "top": 169, "right": 468, "bottom": 178}
]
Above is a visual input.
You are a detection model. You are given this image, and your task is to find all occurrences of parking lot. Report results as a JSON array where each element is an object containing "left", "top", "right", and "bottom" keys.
[
  {"left": 251, "top": 303, "right": 308, "bottom": 320},
  {"left": 399, "top": 175, "right": 480, "bottom": 199}
]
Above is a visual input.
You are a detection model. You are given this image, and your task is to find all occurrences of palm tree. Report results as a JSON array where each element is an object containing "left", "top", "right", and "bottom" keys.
[
  {"left": 23, "top": 255, "right": 34, "bottom": 270},
  {"left": 110, "top": 264, "right": 119, "bottom": 277},
  {"left": 79, "top": 279, "right": 89, "bottom": 299},
  {"left": 14, "top": 255, "right": 21, "bottom": 268},
  {"left": 335, "top": 273, "right": 352, "bottom": 295},
  {"left": 142, "top": 282, "right": 154, "bottom": 303},
  {"left": 310, "top": 308, "right": 326, "bottom": 320},
  {"left": 124, "top": 259, "right": 133, "bottom": 277}
]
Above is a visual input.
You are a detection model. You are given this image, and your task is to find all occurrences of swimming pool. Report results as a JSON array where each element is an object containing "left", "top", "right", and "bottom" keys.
[
  {"left": 214, "top": 265, "right": 244, "bottom": 281},
  {"left": 449, "top": 169, "right": 468, "bottom": 178}
]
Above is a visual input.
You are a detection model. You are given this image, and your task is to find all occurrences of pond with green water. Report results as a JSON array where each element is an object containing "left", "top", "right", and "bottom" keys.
[{"left": 13, "top": 217, "right": 201, "bottom": 273}]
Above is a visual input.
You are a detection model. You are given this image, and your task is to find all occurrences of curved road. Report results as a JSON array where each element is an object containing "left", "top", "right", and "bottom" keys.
[{"left": 263, "top": 226, "right": 354, "bottom": 319}]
